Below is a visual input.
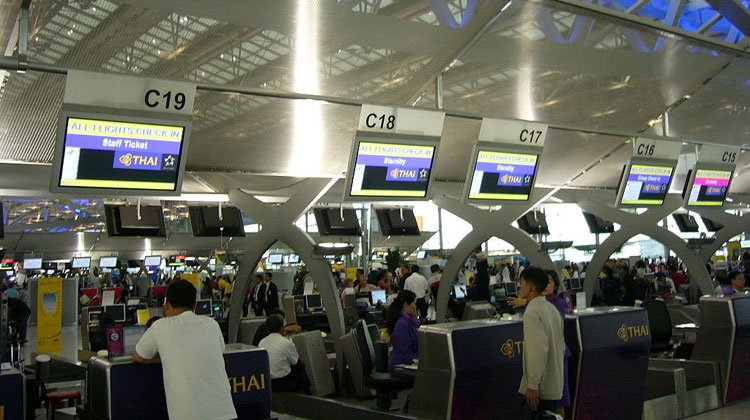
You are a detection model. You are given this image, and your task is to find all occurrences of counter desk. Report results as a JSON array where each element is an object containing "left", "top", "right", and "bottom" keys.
[
  {"left": 0, "top": 366, "right": 25, "bottom": 419},
  {"left": 87, "top": 345, "right": 271, "bottom": 420}
]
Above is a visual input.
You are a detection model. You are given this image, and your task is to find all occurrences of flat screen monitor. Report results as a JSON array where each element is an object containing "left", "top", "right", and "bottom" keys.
[
  {"left": 50, "top": 106, "right": 190, "bottom": 195},
  {"left": 416, "top": 250, "right": 426, "bottom": 259},
  {"left": 288, "top": 254, "right": 300, "bottom": 264},
  {"left": 454, "top": 284, "right": 467, "bottom": 299},
  {"left": 99, "top": 257, "right": 118, "bottom": 268},
  {"left": 104, "top": 304, "right": 126, "bottom": 322},
  {"left": 267, "top": 254, "right": 282, "bottom": 264},
  {"left": 683, "top": 165, "right": 733, "bottom": 207},
  {"left": 195, "top": 299, "right": 212, "bottom": 316},
  {"left": 616, "top": 160, "right": 675, "bottom": 207},
  {"left": 175, "top": 265, "right": 186, "bottom": 272},
  {"left": 517, "top": 211, "right": 550, "bottom": 235},
  {"left": 346, "top": 133, "right": 438, "bottom": 200},
  {"left": 673, "top": 213, "right": 700, "bottom": 233},
  {"left": 305, "top": 293, "right": 323, "bottom": 311},
  {"left": 371, "top": 289, "right": 386, "bottom": 305},
  {"left": 188, "top": 206, "right": 246, "bottom": 237},
  {"left": 570, "top": 277, "right": 582, "bottom": 290},
  {"left": 105, "top": 205, "right": 166, "bottom": 237},
  {"left": 122, "top": 326, "right": 147, "bottom": 355},
  {"left": 168, "top": 255, "right": 185, "bottom": 266},
  {"left": 582, "top": 212, "right": 615, "bottom": 234},
  {"left": 375, "top": 208, "right": 421, "bottom": 236},
  {"left": 701, "top": 216, "right": 724, "bottom": 232},
  {"left": 465, "top": 146, "right": 540, "bottom": 202},
  {"left": 126, "top": 267, "right": 139, "bottom": 274},
  {"left": 23, "top": 258, "right": 43, "bottom": 270},
  {"left": 504, "top": 282, "right": 518, "bottom": 296},
  {"left": 144, "top": 255, "right": 161, "bottom": 266},
  {"left": 0, "top": 258, "right": 14, "bottom": 270},
  {"left": 71, "top": 257, "right": 91, "bottom": 269},
  {"left": 313, "top": 208, "right": 362, "bottom": 236}
]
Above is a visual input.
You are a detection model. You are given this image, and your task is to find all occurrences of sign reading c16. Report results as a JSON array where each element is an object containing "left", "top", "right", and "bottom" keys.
[
  {"left": 632, "top": 138, "right": 682, "bottom": 160},
  {"left": 478, "top": 118, "right": 548, "bottom": 147},
  {"left": 358, "top": 104, "right": 445, "bottom": 137},
  {"left": 64, "top": 70, "right": 196, "bottom": 116}
]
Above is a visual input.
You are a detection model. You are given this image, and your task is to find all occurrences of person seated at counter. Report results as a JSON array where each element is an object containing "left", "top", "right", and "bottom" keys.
[
  {"left": 517, "top": 267, "right": 565, "bottom": 415},
  {"left": 715, "top": 271, "right": 745, "bottom": 295},
  {"left": 252, "top": 309, "right": 302, "bottom": 346},
  {"left": 259, "top": 314, "right": 310, "bottom": 393},
  {"left": 132, "top": 280, "right": 237, "bottom": 420},
  {"left": 386, "top": 290, "right": 419, "bottom": 378},
  {"left": 355, "top": 270, "right": 379, "bottom": 293}
]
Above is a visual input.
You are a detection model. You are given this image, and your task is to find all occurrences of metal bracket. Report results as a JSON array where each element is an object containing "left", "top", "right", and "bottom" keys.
[{"left": 17, "top": 0, "right": 32, "bottom": 73}]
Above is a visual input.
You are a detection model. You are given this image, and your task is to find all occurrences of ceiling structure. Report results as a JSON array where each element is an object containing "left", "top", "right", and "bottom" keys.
[{"left": 0, "top": 0, "right": 747, "bottom": 233}]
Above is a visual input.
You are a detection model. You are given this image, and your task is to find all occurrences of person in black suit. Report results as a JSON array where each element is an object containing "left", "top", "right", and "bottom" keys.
[
  {"left": 248, "top": 274, "right": 265, "bottom": 317},
  {"left": 262, "top": 272, "right": 279, "bottom": 315}
]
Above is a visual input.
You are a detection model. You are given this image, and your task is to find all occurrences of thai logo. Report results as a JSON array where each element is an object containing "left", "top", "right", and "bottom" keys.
[
  {"left": 119, "top": 153, "right": 158, "bottom": 167},
  {"left": 389, "top": 168, "right": 416, "bottom": 179},
  {"left": 500, "top": 174, "right": 522, "bottom": 184},
  {"left": 119, "top": 153, "right": 133, "bottom": 167},
  {"left": 618, "top": 323, "right": 650, "bottom": 342},
  {"left": 389, "top": 168, "right": 399, "bottom": 179},
  {"left": 501, "top": 338, "right": 523, "bottom": 358},
  {"left": 108, "top": 330, "right": 121, "bottom": 343}
]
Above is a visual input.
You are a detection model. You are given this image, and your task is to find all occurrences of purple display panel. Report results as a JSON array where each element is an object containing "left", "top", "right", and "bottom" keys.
[
  {"left": 64, "top": 133, "right": 182, "bottom": 155},
  {"left": 567, "top": 309, "right": 650, "bottom": 420},
  {"left": 355, "top": 154, "right": 432, "bottom": 169},
  {"left": 449, "top": 321, "right": 526, "bottom": 419},
  {"left": 726, "top": 298, "right": 750, "bottom": 403}
]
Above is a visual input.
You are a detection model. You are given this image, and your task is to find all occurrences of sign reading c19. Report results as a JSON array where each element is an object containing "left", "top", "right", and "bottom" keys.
[{"left": 144, "top": 89, "right": 188, "bottom": 111}]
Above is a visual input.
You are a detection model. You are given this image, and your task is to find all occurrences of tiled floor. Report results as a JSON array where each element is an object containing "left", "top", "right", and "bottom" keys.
[{"left": 684, "top": 399, "right": 750, "bottom": 419}]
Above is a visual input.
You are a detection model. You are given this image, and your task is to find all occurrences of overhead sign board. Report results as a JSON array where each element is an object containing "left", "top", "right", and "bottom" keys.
[
  {"left": 632, "top": 137, "right": 682, "bottom": 160},
  {"left": 478, "top": 118, "right": 548, "bottom": 147},
  {"left": 64, "top": 70, "right": 196, "bottom": 116},
  {"left": 358, "top": 105, "right": 445, "bottom": 137},
  {"left": 698, "top": 144, "right": 741, "bottom": 165}
]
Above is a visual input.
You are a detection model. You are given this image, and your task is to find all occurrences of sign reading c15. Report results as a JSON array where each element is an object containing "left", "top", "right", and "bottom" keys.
[
  {"left": 477, "top": 118, "right": 548, "bottom": 147},
  {"left": 64, "top": 70, "right": 196, "bottom": 116},
  {"left": 699, "top": 144, "right": 741, "bottom": 164},
  {"left": 358, "top": 104, "right": 445, "bottom": 137}
]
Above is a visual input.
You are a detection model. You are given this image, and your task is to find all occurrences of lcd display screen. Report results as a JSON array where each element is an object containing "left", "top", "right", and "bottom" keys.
[
  {"left": 619, "top": 163, "right": 674, "bottom": 206},
  {"left": 57, "top": 117, "right": 185, "bottom": 191},
  {"left": 686, "top": 168, "right": 732, "bottom": 207},
  {"left": 348, "top": 139, "right": 436, "bottom": 198},
  {"left": 467, "top": 149, "right": 539, "bottom": 201},
  {"left": 72, "top": 257, "right": 91, "bottom": 269},
  {"left": 144, "top": 256, "right": 161, "bottom": 266},
  {"left": 23, "top": 258, "right": 43, "bottom": 270},
  {"left": 99, "top": 257, "right": 118, "bottom": 268}
]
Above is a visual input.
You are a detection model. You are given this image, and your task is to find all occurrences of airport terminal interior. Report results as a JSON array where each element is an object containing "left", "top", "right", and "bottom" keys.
[{"left": 0, "top": 0, "right": 749, "bottom": 419}]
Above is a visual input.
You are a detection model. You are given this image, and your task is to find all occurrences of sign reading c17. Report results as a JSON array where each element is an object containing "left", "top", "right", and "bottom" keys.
[{"left": 478, "top": 118, "right": 548, "bottom": 147}]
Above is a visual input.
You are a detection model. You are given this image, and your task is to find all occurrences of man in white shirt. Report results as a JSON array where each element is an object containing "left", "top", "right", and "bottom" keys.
[
  {"left": 258, "top": 314, "right": 309, "bottom": 392},
  {"left": 518, "top": 266, "right": 564, "bottom": 415},
  {"left": 133, "top": 280, "right": 237, "bottom": 420},
  {"left": 405, "top": 265, "right": 430, "bottom": 318}
]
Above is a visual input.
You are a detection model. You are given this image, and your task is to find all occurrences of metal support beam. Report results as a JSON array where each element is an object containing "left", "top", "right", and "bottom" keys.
[
  {"left": 655, "top": 0, "right": 687, "bottom": 50},
  {"left": 705, "top": 0, "right": 750, "bottom": 38}
]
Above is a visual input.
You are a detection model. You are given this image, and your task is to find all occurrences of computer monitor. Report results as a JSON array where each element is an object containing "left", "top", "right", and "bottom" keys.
[
  {"left": 371, "top": 289, "right": 386, "bottom": 305},
  {"left": 454, "top": 284, "right": 467, "bottom": 299},
  {"left": 195, "top": 299, "right": 212, "bottom": 316},
  {"left": 267, "top": 254, "right": 282, "bottom": 264},
  {"left": 122, "top": 326, "right": 147, "bottom": 355},
  {"left": 23, "top": 258, "right": 43, "bottom": 270},
  {"left": 305, "top": 293, "right": 323, "bottom": 311},
  {"left": 103, "top": 304, "right": 126, "bottom": 322},
  {"left": 416, "top": 250, "right": 426, "bottom": 260},
  {"left": 570, "top": 277, "right": 582, "bottom": 290},
  {"left": 99, "top": 256, "right": 118, "bottom": 268},
  {"left": 72, "top": 257, "right": 91, "bottom": 269},
  {"left": 288, "top": 254, "right": 300, "bottom": 264},
  {"left": 144, "top": 255, "right": 161, "bottom": 266},
  {"left": 504, "top": 282, "right": 518, "bottom": 296}
]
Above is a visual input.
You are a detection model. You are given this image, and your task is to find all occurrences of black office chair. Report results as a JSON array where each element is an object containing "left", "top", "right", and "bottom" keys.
[
  {"left": 353, "top": 321, "right": 414, "bottom": 410},
  {"left": 642, "top": 298, "right": 673, "bottom": 354}
]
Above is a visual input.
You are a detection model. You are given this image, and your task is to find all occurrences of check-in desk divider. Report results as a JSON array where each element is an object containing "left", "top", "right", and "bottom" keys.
[
  {"left": 692, "top": 294, "right": 750, "bottom": 404},
  {"left": 87, "top": 346, "right": 271, "bottom": 420},
  {"left": 0, "top": 367, "right": 25, "bottom": 419},
  {"left": 566, "top": 307, "right": 650, "bottom": 420}
]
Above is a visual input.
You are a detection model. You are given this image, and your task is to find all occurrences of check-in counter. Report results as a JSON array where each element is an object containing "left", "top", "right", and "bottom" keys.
[
  {"left": 692, "top": 294, "right": 750, "bottom": 404},
  {"left": 565, "top": 307, "right": 650, "bottom": 420},
  {"left": 87, "top": 345, "right": 271, "bottom": 420},
  {"left": 0, "top": 367, "right": 25, "bottom": 419},
  {"left": 410, "top": 319, "right": 525, "bottom": 419}
]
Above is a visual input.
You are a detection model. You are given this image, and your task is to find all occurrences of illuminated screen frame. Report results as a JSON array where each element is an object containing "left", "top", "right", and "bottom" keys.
[
  {"left": 344, "top": 132, "right": 440, "bottom": 201},
  {"left": 50, "top": 104, "right": 191, "bottom": 196},
  {"left": 615, "top": 158, "right": 676, "bottom": 207},
  {"left": 683, "top": 162, "right": 734, "bottom": 208},
  {"left": 72, "top": 257, "right": 91, "bottom": 269},
  {"left": 462, "top": 143, "right": 541, "bottom": 204}
]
